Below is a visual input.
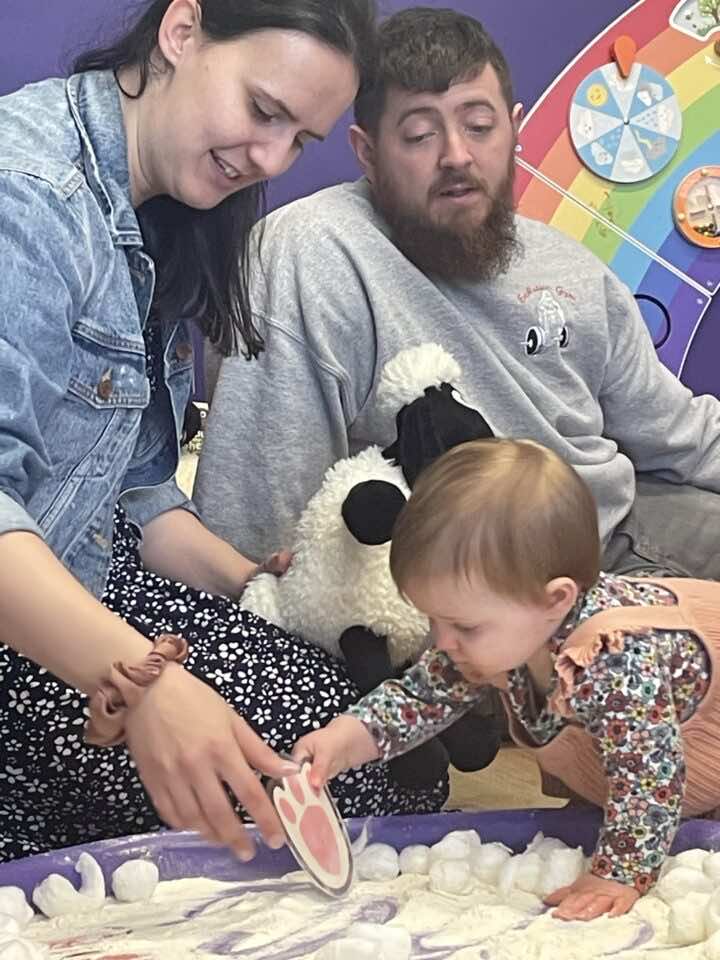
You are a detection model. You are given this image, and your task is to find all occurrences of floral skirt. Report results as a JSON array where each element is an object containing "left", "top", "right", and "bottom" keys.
[{"left": 0, "top": 509, "right": 447, "bottom": 861}]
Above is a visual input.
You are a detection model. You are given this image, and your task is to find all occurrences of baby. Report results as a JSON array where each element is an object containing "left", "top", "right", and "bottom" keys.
[{"left": 294, "top": 438, "right": 720, "bottom": 921}]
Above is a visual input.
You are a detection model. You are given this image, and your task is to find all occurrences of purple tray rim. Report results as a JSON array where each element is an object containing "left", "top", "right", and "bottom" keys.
[{"left": 1, "top": 808, "right": 719, "bottom": 901}]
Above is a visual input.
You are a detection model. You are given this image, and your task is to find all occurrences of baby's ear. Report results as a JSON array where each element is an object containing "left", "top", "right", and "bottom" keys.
[
  {"left": 544, "top": 577, "right": 579, "bottom": 616},
  {"left": 341, "top": 480, "right": 407, "bottom": 545}
]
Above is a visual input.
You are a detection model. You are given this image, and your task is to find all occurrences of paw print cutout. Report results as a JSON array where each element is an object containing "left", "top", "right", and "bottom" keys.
[{"left": 268, "top": 761, "right": 353, "bottom": 897}]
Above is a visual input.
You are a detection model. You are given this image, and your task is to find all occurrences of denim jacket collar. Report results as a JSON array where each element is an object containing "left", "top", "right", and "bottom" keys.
[{"left": 66, "top": 70, "right": 143, "bottom": 248}]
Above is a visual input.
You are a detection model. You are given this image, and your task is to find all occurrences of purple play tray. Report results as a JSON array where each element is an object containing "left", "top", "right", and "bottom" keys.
[{"left": 2, "top": 808, "right": 719, "bottom": 900}]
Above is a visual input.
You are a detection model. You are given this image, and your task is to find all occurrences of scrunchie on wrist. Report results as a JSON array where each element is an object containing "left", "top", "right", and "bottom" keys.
[{"left": 85, "top": 633, "right": 189, "bottom": 747}]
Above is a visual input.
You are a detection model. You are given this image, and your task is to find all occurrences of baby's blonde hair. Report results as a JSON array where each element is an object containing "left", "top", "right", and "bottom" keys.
[{"left": 390, "top": 438, "right": 600, "bottom": 603}]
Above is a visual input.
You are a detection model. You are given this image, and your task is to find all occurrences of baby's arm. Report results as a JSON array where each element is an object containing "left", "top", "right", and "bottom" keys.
[
  {"left": 294, "top": 648, "right": 484, "bottom": 787},
  {"left": 549, "top": 628, "right": 686, "bottom": 919}
]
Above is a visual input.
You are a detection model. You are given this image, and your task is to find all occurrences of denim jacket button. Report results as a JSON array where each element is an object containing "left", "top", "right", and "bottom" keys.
[
  {"left": 175, "top": 342, "right": 193, "bottom": 362},
  {"left": 97, "top": 370, "right": 113, "bottom": 400}
]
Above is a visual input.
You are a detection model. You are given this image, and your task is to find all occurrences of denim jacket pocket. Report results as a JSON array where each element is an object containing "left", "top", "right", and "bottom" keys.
[
  {"left": 42, "top": 323, "right": 149, "bottom": 493},
  {"left": 68, "top": 321, "right": 149, "bottom": 409}
]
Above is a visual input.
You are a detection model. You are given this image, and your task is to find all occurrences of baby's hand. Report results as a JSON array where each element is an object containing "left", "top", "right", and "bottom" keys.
[
  {"left": 293, "top": 716, "right": 380, "bottom": 791},
  {"left": 545, "top": 872, "right": 639, "bottom": 921}
]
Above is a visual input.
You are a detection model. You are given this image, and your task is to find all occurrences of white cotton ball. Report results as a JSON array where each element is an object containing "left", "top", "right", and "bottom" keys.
[
  {"left": 315, "top": 938, "right": 375, "bottom": 960},
  {"left": 429, "top": 859, "right": 472, "bottom": 895},
  {"left": 31, "top": 853, "right": 106, "bottom": 919},
  {"left": 0, "top": 937, "right": 45, "bottom": 960},
  {"left": 75, "top": 854, "right": 105, "bottom": 905},
  {"left": 355, "top": 844, "right": 400, "bottom": 882},
  {"left": 668, "top": 892, "right": 711, "bottom": 945},
  {"left": 429, "top": 833, "right": 478, "bottom": 863},
  {"left": 525, "top": 832, "right": 570, "bottom": 860},
  {"left": 704, "top": 853, "right": 720, "bottom": 884},
  {"left": 538, "top": 847, "right": 585, "bottom": 898},
  {"left": 346, "top": 923, "right": 411, "bottom": 960},
  {"left": 0, "top": 919, "right": 20, "bottom": 938},
  {"left": 705, "top": 929, "right": 720, "bottom": 960},
  {"left": 470, "top": 844, "right": 512, "bottom": 885},
  {"left": 656, "top": 867, "right": 714, "bottom": 904},
  {"left": 398, "top": 845, "right": 431, "bottom": 876},
  {"left": 0, "top": 891, "right": 32, "bottom": 929},
  {"left": 705, "top": 889, "right": 720, "bottom": 937},
  {"left": 111, "top": 860, "right": 159, "bottom": 903},
  {"left": 674, "top": 849, "right": 709, "bottom": 872},
  {"left": 32, "top": 876, "right": 95, "bottom": 920},
  {"left": 443, "top": 830, "right": 482, "bottom": 851},
  {"left": 498, "top": 853, "right": 542, "bottom": 896}
]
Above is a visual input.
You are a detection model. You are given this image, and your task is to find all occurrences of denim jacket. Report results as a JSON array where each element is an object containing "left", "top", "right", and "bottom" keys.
[{"left": 0, "top": 70, "right": 197, "bottom": 598}]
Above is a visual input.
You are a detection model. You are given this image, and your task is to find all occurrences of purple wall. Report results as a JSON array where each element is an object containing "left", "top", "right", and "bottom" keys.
[{"left": 2, "top": 0, "right": 637, "bottom": 210}]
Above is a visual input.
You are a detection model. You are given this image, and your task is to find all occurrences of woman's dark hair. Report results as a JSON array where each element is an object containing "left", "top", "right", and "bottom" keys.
[
  {"left": 73, "top": 1, "right": 377, "bottom": 358},
  {"left": 355, "top": 7, "right": 513, "bottom": 137}
]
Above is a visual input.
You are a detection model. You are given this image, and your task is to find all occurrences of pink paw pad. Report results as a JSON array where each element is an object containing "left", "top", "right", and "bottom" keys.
[{"left": 270, "top": 763, "right": 352, "bottom": 896}]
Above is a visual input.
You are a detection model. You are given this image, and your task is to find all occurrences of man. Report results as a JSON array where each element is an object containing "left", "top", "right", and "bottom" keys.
[{"left": 195, "top": 6, "right": 720, "bottom": 580}]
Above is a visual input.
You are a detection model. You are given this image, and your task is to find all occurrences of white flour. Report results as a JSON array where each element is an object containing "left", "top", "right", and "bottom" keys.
[{"left": 22, "top": 864, "right": 715, "bottom": 960}]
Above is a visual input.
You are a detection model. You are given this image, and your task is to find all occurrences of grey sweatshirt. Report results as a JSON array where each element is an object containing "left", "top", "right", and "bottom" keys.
[{"left": 195, "top": 179, "right": 720, "bottom": 560}]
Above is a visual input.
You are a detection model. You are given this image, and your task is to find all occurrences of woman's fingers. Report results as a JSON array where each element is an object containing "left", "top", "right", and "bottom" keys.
[
  {"left": 189, "top": 765, "right": 262, "bottom": 860},
  {"left": 238, "top": 719, "right": 300, "bottom": 781},
  {"left": 260, "top": 550, "right": 293, "bottom": 576}
]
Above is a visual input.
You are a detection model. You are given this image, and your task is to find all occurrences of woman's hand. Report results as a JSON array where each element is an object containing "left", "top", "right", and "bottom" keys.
[
  {"left": 253, "top": 549, "right": 293, "bottom": 578},
  {"left": 124, "top": 664, "right": 299, "bottom": 860},
  {"left": 292, "top": 715, "right": 380, "bottom": 791},
  {"left": 544, "top": 872, "right": 639, "bottom": 921}
]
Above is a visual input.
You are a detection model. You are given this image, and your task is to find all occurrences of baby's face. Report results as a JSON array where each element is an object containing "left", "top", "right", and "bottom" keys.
[{"left": 404, "top": 574, "right": 564, "bottom": 683}]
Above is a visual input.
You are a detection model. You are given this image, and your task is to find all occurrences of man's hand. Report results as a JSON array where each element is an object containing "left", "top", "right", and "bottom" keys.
[{"left": 545, "top": 872, "right": 639, "bottom": 921}]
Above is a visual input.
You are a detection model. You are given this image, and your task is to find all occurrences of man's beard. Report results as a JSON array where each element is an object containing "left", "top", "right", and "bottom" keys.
[{"left": 373, "top": 156, "right": 521, "bottom": 283}]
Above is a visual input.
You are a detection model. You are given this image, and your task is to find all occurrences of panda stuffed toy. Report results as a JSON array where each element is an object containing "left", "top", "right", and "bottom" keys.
[{"left": 242, "top": 343, "right": 501, "bottom": 789}]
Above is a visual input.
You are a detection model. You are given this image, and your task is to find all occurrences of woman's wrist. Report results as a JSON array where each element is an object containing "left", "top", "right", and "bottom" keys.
[
  {"left": 86, "top": 634, "right": 189, "bottom": 746},
  {"left": 140, "top": 509, "right": 259, "bottom": 597}
]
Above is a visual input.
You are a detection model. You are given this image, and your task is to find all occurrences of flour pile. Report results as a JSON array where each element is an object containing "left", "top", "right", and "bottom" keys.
[{"left": 4, "top": 828, "right": 720, "bottom": 960}]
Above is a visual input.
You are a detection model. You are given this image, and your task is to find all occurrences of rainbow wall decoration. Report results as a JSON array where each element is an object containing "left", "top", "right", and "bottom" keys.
[{"left": 516, "top": 0, "right": 719, "bottom": 382}]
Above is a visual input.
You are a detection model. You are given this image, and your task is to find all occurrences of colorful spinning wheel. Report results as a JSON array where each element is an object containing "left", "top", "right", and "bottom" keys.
[{"left": 569, "top": 62, "right": 682, "bottom": 184}]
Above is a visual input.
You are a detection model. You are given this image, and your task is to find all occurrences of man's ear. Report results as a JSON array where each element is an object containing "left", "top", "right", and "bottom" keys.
[
  {"left": 157, "top": 0, "right": 200, "bottom": 68},
  {"left": 349, "top": 124, "right": 377, "bottom": 184},
  {"left": 511, "top": 102, "right": 524, "bottom": 138}
]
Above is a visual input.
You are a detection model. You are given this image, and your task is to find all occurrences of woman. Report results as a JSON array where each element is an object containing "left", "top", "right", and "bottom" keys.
[{"left": 0, "top": 0, "right": 447, "bottom": 863}]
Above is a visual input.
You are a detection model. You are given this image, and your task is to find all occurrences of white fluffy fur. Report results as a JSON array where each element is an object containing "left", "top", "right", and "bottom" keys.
[
  {"left": 376, "top": 343, "right": 461, "bottom": 422},
  {"left": 241, "top": 446, "right": 430, "bottom": 666}
]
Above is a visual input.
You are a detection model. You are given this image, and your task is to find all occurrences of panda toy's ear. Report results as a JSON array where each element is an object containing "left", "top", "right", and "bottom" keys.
[{"left": 341, "top": 480, "right": 407, "bottom": 546}]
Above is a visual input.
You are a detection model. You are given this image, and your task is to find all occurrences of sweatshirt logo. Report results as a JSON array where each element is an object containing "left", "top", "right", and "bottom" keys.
[{"left": 521, "top": 290, "right": 571, "bottom": 357}]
